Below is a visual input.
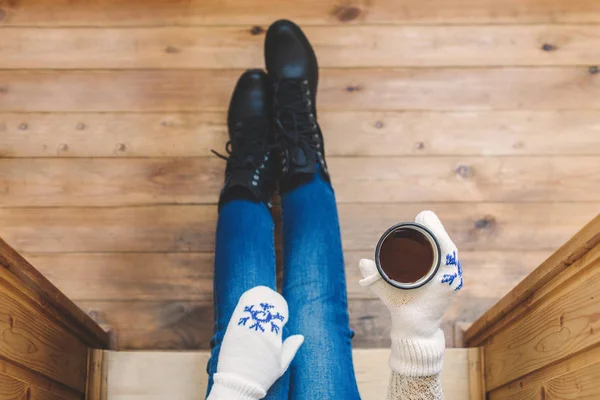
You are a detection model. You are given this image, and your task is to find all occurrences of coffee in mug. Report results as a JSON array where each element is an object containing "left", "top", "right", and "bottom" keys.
[{"left": 375, "top": 223, "right": 440, "bottom": 289}]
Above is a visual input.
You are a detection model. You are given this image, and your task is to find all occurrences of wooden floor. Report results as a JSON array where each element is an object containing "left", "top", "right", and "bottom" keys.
[{"left": 1, "top": 0, "right": 599, "bottom": 350}]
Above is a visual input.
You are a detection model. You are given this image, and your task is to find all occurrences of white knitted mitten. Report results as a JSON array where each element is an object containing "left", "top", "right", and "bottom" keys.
[
  {"left": 208, "top": 286, "right": 304, "bottom": 400},
  {"left": 359, "top": 210, "right": 463, "bottom": 376}
]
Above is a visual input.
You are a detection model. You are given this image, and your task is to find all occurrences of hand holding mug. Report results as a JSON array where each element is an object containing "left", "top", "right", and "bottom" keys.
[{"left": 358, "top": 210, "right": 463, "bottom": 376}]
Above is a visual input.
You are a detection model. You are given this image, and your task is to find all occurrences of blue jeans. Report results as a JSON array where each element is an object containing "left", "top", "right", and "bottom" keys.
[{"left": 207, "top": 172, "right": 361, "bottom": 399}]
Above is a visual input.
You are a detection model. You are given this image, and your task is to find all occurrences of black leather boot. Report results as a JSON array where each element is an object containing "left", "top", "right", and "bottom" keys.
[
  {"left": 265, "top": 19, "right": 330, "bottom": 193},
  {"left": 213, "top": 69, "right": 277, "bottom": 209}
]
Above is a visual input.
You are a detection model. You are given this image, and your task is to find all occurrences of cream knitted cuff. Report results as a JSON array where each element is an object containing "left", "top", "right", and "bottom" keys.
[
  {"left": 389, "top": 331, "right": 445, "bottom": 376},
  {"left": 207, "top": 373, "right": 267, "bottom": 400}
]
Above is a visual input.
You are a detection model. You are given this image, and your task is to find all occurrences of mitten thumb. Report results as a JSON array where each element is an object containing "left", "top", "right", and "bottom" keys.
[
  {"left": 359, "top": 258, "right": 383, "bottom": 287},
  {"left": 280, "top": 335, "right": 304, "bottom": 372}
]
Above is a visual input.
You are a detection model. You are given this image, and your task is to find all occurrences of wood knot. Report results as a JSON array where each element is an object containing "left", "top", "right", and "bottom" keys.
[
  {"left": 345, "top": 85, "right": 361, "bottom": 93},
  {"left": 373, "top": 120, "right": 384, "bottom": 129},
  {"left": 165, "top": 45, "right": 180, "bottom": 54},
  {"left": 474, "top": 215, "right": 496, "bottom": 230},
  {"left": 415, "top": 142, "right": 426, "bottom": 150},
  {"left": 589, "top": 66, "right": 599, "bottom": 75},
  {"left": 115, "top": 143, "right": 127, "bottom": 153},
  {"left": 249, "top": 25, "right": 264, "bottom": 35},
  {"left": 0, "top": 9, "right": 6, "bottom": 21},
  {"left": 512, "top": 141, "right": 524, "bottom": 149},
  {"left": 76, "top": 122, "right": 86, "bottom": 130},
  {"left": 331, "top": 4, "right": 362, "bottom": 22},
  {"left": 18, "top": 122, "right": 28, "bottom": 131},
  {"left": 0, "top": 86, "right": 7, "bottom": 94},
  {"left": 456, "top": 164, "right": 474, "bottom": 178},
  {"left": 541, "top": 43, "right": 557, "bottom": 52},
  {"left": 58, "top": 143, "right": 69, "bottom": 152}
]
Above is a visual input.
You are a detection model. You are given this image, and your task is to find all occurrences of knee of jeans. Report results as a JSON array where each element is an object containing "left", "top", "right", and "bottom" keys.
[{"left": 289, "top": 301, "right": 351, "bottom": 337}]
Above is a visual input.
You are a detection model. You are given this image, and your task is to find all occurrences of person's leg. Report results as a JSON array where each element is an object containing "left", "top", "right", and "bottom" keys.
[
  {"left": 206, "top": 200, "right": 290, "bottom": 399},
  {"left": 206, "top": 69, "right": 286, "bottom": 399},
  {"left": 281, "top": 170, "right": 361, "bottom": 399}
]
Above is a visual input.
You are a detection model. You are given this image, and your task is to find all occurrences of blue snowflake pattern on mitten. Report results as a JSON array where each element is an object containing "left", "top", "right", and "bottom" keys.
[
  {"left": 238, "top": 302, "right": 285, "bottom": 334},
  {"left": 441, "top": 251, "right": 463, "bottom": 291}
]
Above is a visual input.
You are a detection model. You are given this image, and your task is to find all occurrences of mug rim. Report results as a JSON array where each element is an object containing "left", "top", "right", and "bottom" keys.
[{"left": 374, "top": 222, "right": 441, "bottom": 290}]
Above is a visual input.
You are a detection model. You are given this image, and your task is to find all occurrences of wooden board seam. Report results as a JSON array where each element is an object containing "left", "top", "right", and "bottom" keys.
[{"left": 0, "top": 352, "right": 83, "bottom": 398}]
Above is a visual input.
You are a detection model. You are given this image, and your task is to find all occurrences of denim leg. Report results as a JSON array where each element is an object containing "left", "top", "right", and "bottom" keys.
[
  {"left": 206, "top": 200, "right": 289, "bottom": 399},
  {"left": 281, "top": 173, "right": 361, "bottom": 400}
]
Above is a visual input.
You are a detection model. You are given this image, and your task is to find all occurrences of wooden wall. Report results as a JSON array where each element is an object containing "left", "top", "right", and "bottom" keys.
[
  {"left": 0, "top": 0, "right": 599, "bottom": 350},
  {"left": 466, "top": 215, "right": 600, "bottom": 398},
  {"left": 0, "top": 237, "right": 109, "bottom": 399}
]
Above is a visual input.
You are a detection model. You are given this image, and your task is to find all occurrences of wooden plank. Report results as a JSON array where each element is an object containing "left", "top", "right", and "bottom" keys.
[
  {"left": 0, "top": 0, "right": 599, "bottom": 26},
  {"left": 1, "top": 204, "right": 595, "bottom": 253},
  {"left": 1, "top": 156, "right": 599, "bottom": 206},
  {"left": 481, "top": 249, "right": 600, "bottom": 390},
  {"left": 78, "top": 300, "right": 214, "bottom": 350},
  {"left": 2, "top": 111, "right": 600, "bottom": 158},
  {"left": 544, "top": 361, "right": 600, "bottom": 399},
  {"left": 103, "top": 349, "right": 475, "bottom": 399},
  {"left": 2, "top": 26, "right": 600, "bottom": 69},
  {"left": 27, "top": 250, "right": 543, "bottom": 301},
  {"left": 28, "top": 253, "right": 214, "bottom": 301},
  {"left": 466, "top": 214, "right": 600, "bottom": 346},
  {"left": 0, "top": 275, "right": 89, "bottom": 392},
  {"left": 86, "top": 349, "right": 107, "bottom": 400},
  {"left": 73, "top": 295, "right": 506, "bottom": 350},
  {"left": 31, "top": 387, "right": 69, "bottom": 400},
  {"left": 0, "top": 238, "right": 110, "bottom": 349},
  {"left": 0, "top": 358, "right": 81, "bottom": 400},
  {"left": 468, "top": 348, "right": 485, "bottom": 400},
  {"left": 1, "top": 68, "right": 600, "bottom": 112},
  {"left": 489, "top": 344, "right": 600, "bottom": 399},
  {"left": 0, "top": 372, "right": 29, "bottom": 399}
]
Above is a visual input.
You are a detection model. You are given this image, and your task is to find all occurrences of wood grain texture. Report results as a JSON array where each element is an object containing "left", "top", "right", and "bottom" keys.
[
  {"left": 468, "top": 348, "right": 485, "bottom": 400},
  {"left": 86, "top": 349, "right": 107, "bottom": 400},
  {"left": 1, "top": 156, "right": 599, "bottom": 206},
  {"left": 0, "top": 0, "right": 599, "bottom": 26},
  {"left": 1, "top": 68, "right": 599, "bottom": 112},
  {"left": 466, "top": 214, "right": 600, "bottom": 346},
  {"left": 544, "top": 361, "right": 600, "bottom": 399},
  {"left": 0, "top": 276, "right": 88, "bottom": 392},
  {"left": 489, "top": 344, "right": 600, "bottom": 399},
  {"left": 103, "top": 349, "right": 475, "bottom": 399},
  {"left": 481, "top": 248, "right": 600, "bottom": 390},
  {"left": 27, "top": 250, "right": 543, "bottom": 301},
  {"left": 2, "top": 26, "right": 600, "bottom": 69},
  {"left": 0, "top": 372, "right": 29, "bottom": 399},
  {"left": 72, "top": 295, "right": 503, "bottom": 350},
  {"left": 3, "top": 111, "right": 600, "bottom": 158},
  {"left": 25, "top": 250, "right": 541, "bottom": 350},
  {"left": 30, "top": 387, "right": 67, "bottom": 400},
  {"left": 0, "top": 358, "right": 81, "bottom": 400},
  {"left": 1, "top": 203, "right": 595, "bottom": 254},
  {"left": 78, "top": 300, "right": 214, "bottom": 350},
  {"left": 0, "top": 238, "right": 110, "bottom": 349},
  {"left": 73, "top": 298, "right": 460, "bottom": 350}
]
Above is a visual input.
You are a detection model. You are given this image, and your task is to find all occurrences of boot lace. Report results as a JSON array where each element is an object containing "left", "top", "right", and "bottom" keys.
[
  {"left": 273, "top": 79, "right": 320, "bottom": 168},
  {"left": 211, "top": 117, "right": 272, "bottom": 170}
]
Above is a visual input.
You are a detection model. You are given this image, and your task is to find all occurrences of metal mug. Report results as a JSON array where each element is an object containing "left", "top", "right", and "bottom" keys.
[{"left": 374, "top": 222, "right": 441, "bottom": 289}]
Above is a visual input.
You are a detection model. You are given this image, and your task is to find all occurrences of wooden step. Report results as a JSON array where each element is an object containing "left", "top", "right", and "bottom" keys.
[{"left": 99, "top": 348, "right": 484, "bottom": 400}]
